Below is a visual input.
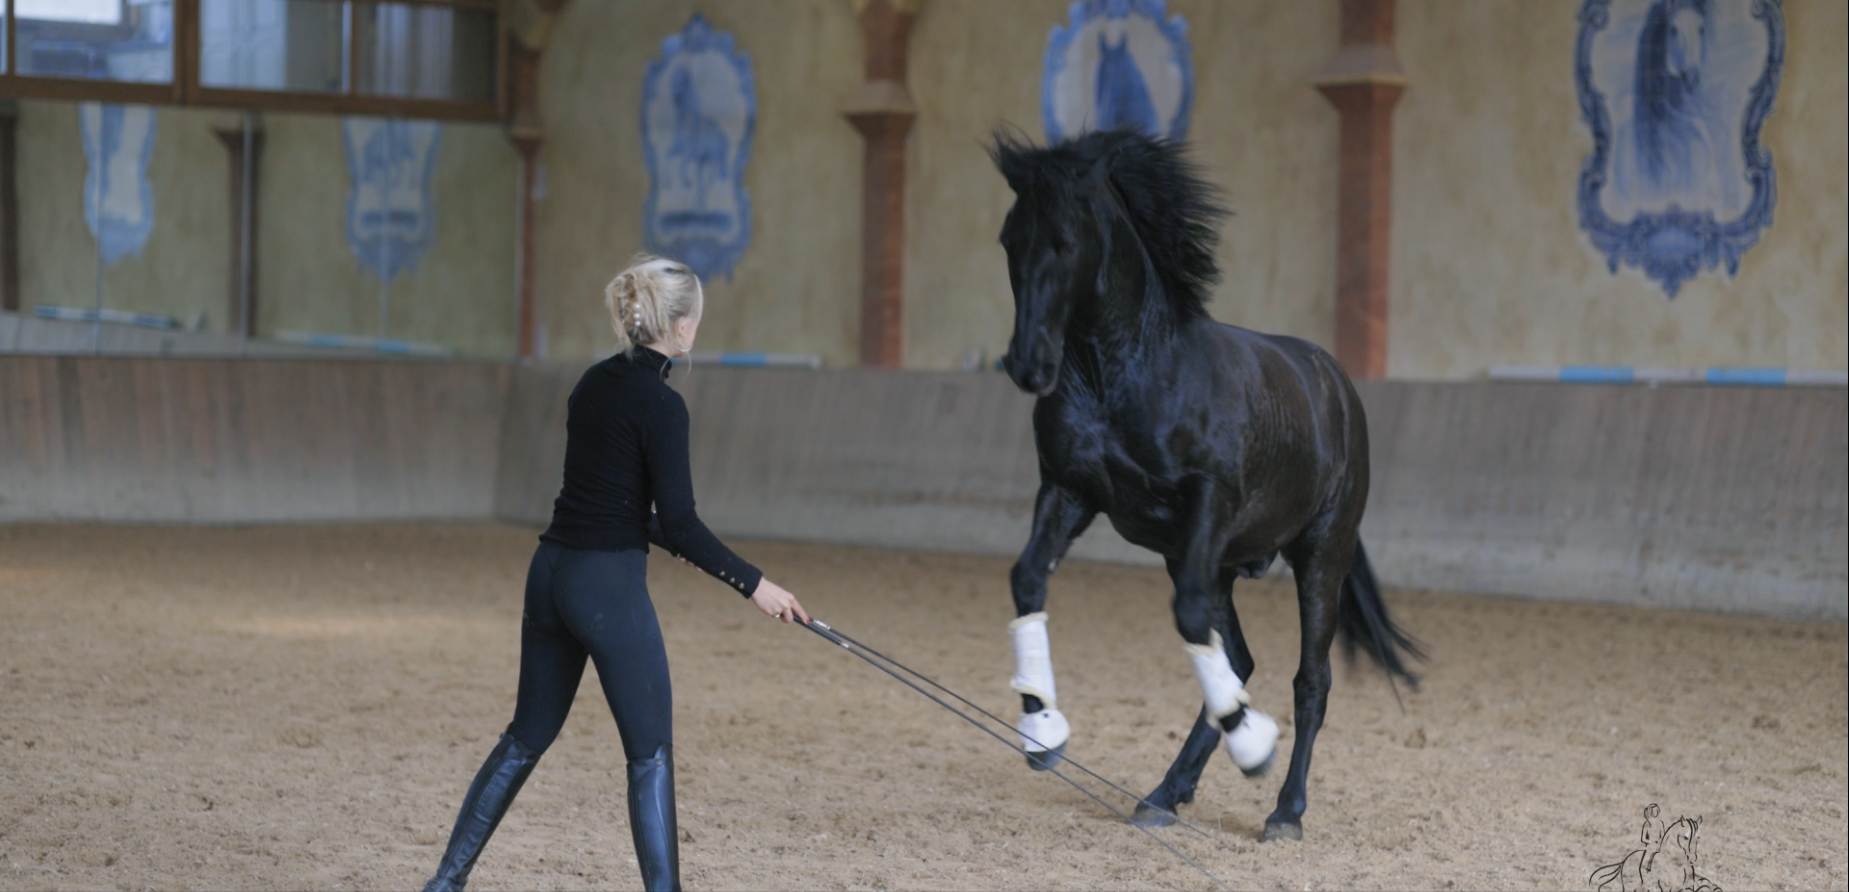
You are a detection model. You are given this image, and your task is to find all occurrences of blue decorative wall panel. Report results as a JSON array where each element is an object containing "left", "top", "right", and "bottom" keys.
[
  {"left": 641, "top": 14, "right": 755, "bottom": 282},
  {"left": 1576, "top": 0, "right": 1783, "bottom": 297},
  {"left": 1043, "top": 0, "right": 1192, "bottom": 144},
  {"left": 79, "top": 103, "right": 158, "bottom": 266},
  {"left": 343, "top": 118, "right": 443, "bottom": 282}
]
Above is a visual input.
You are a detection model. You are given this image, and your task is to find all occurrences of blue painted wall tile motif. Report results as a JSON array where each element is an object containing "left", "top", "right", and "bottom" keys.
[
  {"left": 1043, "top": 0, "right": 1192, "bottom": 143},
  {"left": 80, "top": 103, "right": 158, "bottom": 266},
  {"left": 642, "top": 14, "right": 755, "bottom": 282},
  {"left": 1576, "top": 0, "right": 1783, "bottom": 297},
  {"left": 343, "top": 118, "right": 443, "bottom": 282}
]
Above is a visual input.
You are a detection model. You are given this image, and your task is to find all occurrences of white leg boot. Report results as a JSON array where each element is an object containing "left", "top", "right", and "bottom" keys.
[
  {"left": 1185, "top": 631, "right": 1279, "bottom": 776},
  {"left": 1010, "top": 613, "right": 1069, "bottom": 770}
]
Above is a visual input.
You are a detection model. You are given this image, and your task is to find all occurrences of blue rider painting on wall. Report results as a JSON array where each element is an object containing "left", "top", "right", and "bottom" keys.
[
  {"left": 342, "top": 118, "right": 443, "bottom": 282},
  {"left": 1043, "top": 0, "right": 1193, "bottom": 144},
  {"left": 79, "top": 103, "right": 158, "bottom": 267},
  {"left": 641, "top": 14, "right": 756, "bottom": 283},
  {"left": 1576, "top": 0, "right": 1784, "bottom": 297}
]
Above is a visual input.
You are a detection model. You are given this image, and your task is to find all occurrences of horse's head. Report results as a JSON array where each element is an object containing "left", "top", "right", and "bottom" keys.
[
  {"left": 670, "top": 68, "right": 697, "bottom": 109},
  {"left": 1097, "top": 31, "right": 1132, "bottom": 64},
  {"left": 1668, "top": 816, "right": 1700, "bottom": 864},
  {"left": 1640, "top": 0, "right": 1709, "bottom": 97},
  {"left": 989, "top": 135, "right": 1117, "bottom": 395},
  {"left": 1665, "top": 4, "right": 1707, "bottom": 87}
]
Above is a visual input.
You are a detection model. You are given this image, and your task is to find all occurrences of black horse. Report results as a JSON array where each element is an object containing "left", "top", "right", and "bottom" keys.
[{"left": 989, "top": 128, "right": 1420, "bottom": 842}]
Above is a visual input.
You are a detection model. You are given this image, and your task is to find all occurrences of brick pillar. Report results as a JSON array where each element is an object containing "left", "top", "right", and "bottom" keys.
[
  {"left": 844, "top": 0, "right": 917, "bottom": 368},
  {"left": 506, "top": 0, "right": 569, "bottom": 360},
  {"left": 0, "top": 102, "right": 18, "bottom": 314},
  {"left": 513, "top": 132, "right": 543, "bottom": 359},
  {"left": 213, "top": 122, "right": 264, "bottom": 336},
  {"left": 1315, "top": 0, "right": 1404, "bottom": 380}
]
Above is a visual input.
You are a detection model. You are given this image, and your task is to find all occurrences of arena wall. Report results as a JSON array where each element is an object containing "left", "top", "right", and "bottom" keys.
[
  {"left": 493, "top": 364, "right": 1849, "bottom": 621},
  {"left": 2, "top": 356, "right": 1838, "bottom": 618},
  {"left": 0, "top": 356, "right": 507, "bottom": 522}
]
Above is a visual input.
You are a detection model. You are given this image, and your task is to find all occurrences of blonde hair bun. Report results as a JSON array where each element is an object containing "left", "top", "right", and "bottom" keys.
[{"left": 604, "top": 253, "right": 704, "bottom": 355}]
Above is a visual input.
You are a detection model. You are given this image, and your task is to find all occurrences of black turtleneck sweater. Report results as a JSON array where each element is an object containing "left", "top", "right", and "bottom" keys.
[{"left": 540, "top": 347, "right": 762, "bottom": 597}]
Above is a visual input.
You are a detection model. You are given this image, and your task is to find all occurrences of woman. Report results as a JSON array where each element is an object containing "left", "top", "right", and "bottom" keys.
[{"left": 424, "top": 254, "right": 808, "bottom": 892}]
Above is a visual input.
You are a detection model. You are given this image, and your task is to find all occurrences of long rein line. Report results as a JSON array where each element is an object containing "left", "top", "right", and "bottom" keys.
[
  {"left": 798, "top": 618, "right": 1233, "bottom": 892},
  {"left": 814, "top": 620, "right": 1217, "bottom": 838}
]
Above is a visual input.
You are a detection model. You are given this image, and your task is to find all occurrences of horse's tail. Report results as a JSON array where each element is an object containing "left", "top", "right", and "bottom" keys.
[
  {"left": 1337, "top": 540, "right": 1424, "bottom": 691},
  {"left": 1587, "top": 859, "right": 1625, "bottom": 892}
]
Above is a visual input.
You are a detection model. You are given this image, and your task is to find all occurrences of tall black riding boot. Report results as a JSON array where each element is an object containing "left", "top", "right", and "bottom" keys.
[
  {"left": 627, "top": 744, "right": 681, "bottom": 892},
  {"left": 423, "top": 733, "right": 541, "bottom": 892}
]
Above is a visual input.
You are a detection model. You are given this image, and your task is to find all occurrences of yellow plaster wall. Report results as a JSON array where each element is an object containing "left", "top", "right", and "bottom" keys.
[
  {"left": 532, "top": 0, "right": 864, "bottom": 365},
  {"left": 15, "top": 101, "right": 228, "bottom": 329},
  {"left": 12, "top": 102, "right": 518, "bottom": 357},
  {"left": 1391, "top": 0, "right": 1847, "bottom": 378}
]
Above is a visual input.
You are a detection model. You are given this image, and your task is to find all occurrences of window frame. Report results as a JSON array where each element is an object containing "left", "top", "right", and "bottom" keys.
[{"left": 0, "top": 0, "right": 505, "bottom": 122}]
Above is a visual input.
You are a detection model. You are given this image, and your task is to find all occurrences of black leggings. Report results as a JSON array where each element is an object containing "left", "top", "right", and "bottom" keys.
[{"left": 505, "top": 542, "right": 670, "bottom": 762}]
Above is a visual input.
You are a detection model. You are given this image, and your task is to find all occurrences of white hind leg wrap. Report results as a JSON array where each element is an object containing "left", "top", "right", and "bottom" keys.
[
  {"left": 1010, "top": 613, "right": 1069, "bottom": 753},
  {"left": 1184, "top": 630, "right": 1248, "bottom": 721},
  {"left": 1184, "top": 631, "right": 1278, "bottom": 772}
]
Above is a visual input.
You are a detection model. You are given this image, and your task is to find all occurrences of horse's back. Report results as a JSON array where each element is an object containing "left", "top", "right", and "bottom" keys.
[{"left": 1200, "top": 323, "right": 1369, "bottom": 512}]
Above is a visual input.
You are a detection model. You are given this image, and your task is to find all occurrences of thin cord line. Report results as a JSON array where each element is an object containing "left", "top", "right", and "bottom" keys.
[
  {"left": 816, "top": 621, "right": 1218, "bottom": 839},
  {"left": 799, "top": 620, "right": 1233, "bottom": 892}
]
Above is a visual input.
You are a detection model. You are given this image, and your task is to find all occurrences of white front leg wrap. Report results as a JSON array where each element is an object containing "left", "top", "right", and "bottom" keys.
[
  {"left": 1184, "top": 631, "right": 1278, "bottom": 773},
  {"left": 1009, "top": 612, "right": 1057, "bottom": 707},
  {"left": 1010, "top": 612, "right": 1069, "bottom": 754}
]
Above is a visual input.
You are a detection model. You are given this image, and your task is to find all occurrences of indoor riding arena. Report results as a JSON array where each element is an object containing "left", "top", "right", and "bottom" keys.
[{"left": 2, "top": 2, "right": 1844, "bottom": 892}]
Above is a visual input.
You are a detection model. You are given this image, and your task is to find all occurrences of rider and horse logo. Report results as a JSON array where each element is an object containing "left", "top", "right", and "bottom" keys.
[
  {"left": 1576, "top": 0, "right": 1784, "bottom": 297},
  {"left": 1590, "top": 803, "right": 1722, "bottom": 891},
  {"left": 1042, "top": 0, "right": 1193, "bottom": 143},
  {"left": 641, "top": 14, "right": 755, "bottom": 282},
  {"left": 342, "top": 118, "right": 443, "bottom": 281},
  {"left": 79, "top": 103, "right": 159, "bottom": 266}
]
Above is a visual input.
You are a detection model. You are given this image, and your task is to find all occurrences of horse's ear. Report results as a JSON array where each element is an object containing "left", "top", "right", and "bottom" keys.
[{"left": 988, "top": 130, "right": 1033, "bottom": 193}]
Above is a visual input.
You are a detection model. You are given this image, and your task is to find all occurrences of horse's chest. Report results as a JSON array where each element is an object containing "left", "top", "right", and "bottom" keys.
[{"left": 1045, "top": 427, "right": 1180, "bottom": 532}]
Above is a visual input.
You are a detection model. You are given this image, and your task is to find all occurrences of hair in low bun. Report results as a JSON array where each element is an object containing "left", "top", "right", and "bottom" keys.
[{"left": 604, "top": 253, "right": 704, "bottom": 356}]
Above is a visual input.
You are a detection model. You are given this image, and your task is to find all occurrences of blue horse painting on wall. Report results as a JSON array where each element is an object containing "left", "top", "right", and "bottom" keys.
[
  {"left": 1044, "top": 0, "right": 1192, "bottom": 144},
  {"left": 1576, "top": 0, "right": 1783, "bottom": 297},
  {"left": 342, "top": 118, "right": 443, "bottom": 281},
  {"left": 642, "top": 14, "right": 755, "bottom": 282},
  {"left": 79, "top": 103, "right": 158, "bottom": 266}
]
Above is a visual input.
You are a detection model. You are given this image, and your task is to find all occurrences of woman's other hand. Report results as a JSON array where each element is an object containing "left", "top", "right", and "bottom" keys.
[{"left": 749, "top": 578, "right": 810, "bottom": 624}]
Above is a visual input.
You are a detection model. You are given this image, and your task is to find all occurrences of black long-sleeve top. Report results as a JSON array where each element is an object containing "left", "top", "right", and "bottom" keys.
[{"left": 540, "top": 347, "right": 762, "bottom": 597}]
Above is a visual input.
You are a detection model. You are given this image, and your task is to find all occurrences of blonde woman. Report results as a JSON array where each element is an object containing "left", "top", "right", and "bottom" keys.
[{"left": 424, "top": 254, "right": 808, "bottom": 892}]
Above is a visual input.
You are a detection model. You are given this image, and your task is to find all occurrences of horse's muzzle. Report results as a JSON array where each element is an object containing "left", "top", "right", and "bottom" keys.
[{"left": 1003, "top": 349, "right": 1060, "bottom": 396}]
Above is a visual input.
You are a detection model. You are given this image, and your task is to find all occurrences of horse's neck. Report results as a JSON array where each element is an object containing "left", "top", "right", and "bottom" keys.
[
  {"left": 1065, "top": 209, "right": 1196, "bottom": 400},
  {"left": 1066, "top": 293, "right": 1195, "bottom": 403}
]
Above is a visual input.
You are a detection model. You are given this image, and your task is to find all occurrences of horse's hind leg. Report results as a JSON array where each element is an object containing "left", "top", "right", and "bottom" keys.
[
  {"left": 1009, "top": 484, "right": 1094, "bottom": 770},
  {"left": 1133, "top": 566, "right": 1260, "bottom": 828},
  {"left": 1261, "top": 531, "right": 1353, "bottom": 842}
]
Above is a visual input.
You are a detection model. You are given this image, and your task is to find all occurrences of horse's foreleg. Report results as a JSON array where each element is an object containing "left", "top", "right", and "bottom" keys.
[
  {"left": 1009, "top": 484, "right": 1093, "bottom": 771},
  {"left": 1262, "top": 534, "right": 1352, "bottom": 842},
  {"left": 1134, "top": 566, "right": 1265, "bottom": 828},
  {"left": 1169, "top": 484, "right": 1281, "bottom": 780}
]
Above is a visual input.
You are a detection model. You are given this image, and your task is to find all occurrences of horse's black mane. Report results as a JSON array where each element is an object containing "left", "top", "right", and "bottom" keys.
[{"left": 990, "top": 128, "right": 1229, "bottom": 319}]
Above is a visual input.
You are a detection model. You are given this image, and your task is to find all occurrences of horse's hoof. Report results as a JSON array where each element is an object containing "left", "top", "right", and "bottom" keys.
[
  {"left": 1239, "top": 750, "right": 1276, "bottom": 779},
  {"left": 1024, "top": 742, "right": 1065, "bottom": 771},
  {"left": 1259, "top": 819, "right": 1302, "bottom": 843},
  {"left": 1130, "top": 802, "right": 1179, "bottom": 828}
]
